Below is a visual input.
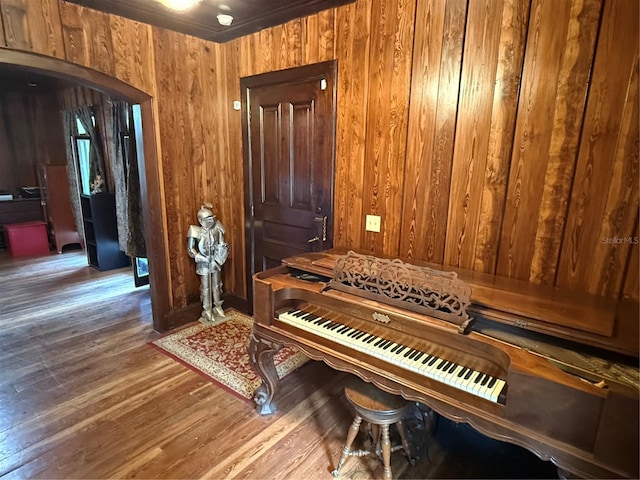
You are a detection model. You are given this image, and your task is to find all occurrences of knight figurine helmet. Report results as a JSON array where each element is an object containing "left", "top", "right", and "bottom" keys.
[{"left": 197, "top": 203, "right": 215, "bottom": 224}]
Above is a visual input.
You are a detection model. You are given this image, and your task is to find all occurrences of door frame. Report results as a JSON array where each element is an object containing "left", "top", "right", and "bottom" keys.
[
  {"left": 240, "top": 60, "right": 337, "bottom": 311},
  {"left": 0, "top": 47, "right": 171, "bottom": 332}
]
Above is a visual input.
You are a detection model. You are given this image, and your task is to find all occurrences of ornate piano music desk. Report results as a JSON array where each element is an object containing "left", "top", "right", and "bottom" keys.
[{"left": 248, "top": 249, "right": 639, "bottom": 479}]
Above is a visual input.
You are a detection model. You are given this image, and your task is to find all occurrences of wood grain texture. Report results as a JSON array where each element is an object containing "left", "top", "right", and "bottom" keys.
[
  {"left": 109, "top": 14, "right": 155, "bottom": 95},
  {"left": 400, "top": 0, "right": 466, "bottom": 263},
  {"left": 1, "top": 0, "right": 637, "bottom": 328},
  {"left": 152, "top": 27, "right": 192, "bottom": 309},
  {"left": 556, "top": 0, "right": 639, "bottom": 296},
  {"left": 0, "top": 90, "right": 66, "bottom": 194},
  {"left": 1, "top": 0, "right": 31, "bottom": 50},
  {"left": 472, "top": 0, "right": 529, "bottom": 274},
  {"left": 526, "top": 0, "right": 602, "bottom": 285},
  {"left": 362, "top": 0, "right": 415, "bottom": 256},
  {"left": 0, "top": 4, "right": 5, "bottom": 46},
  {"left": 497, "top": 0, "right": 601, "bottom": 283},
  {"left": 332, "top": 0, "right": 371, "bottom": 251},
  {"left": 0, "top": 0, "right": 64, "bottom": 56},
  {"left": 444, "top": 0, "right": 507, "bottom": 269}
]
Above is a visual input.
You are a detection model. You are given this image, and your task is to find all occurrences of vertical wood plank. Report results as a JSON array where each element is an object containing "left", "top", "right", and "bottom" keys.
[
  {"left": 152, "top": 28, "right": 192, "bottom": 307},
  {"left": 497, "top": 0, "right": 601, "bottom": 283},
  {"left": 109, "top": 15, "right": 155, "bottom": 95},
  {"left": 221, "top": 40, "right": 245, "bottom": 298},
  {"left": 58, "top": 1, "right": 90, "bottom": 67},
  {"left": 527, "top": 0, "right": 602, "bottom": 285},
  {"left": 400, "top": 0, "right": 466, "bottom": 262},
  {"left": 472, "top": 0, "right": 530, "bottom": 273},
  {"left": 0, "top": 0, "right": 64, "bottom": 57},
  {"left": 362, "top": 0, "right": 415, "bottom": 256},
  {"left": 585, "top": 51, "right": 638, "bottom": 297},
  {"left": 0, "top": 2, "right": 5, "bottom": 46},
  {"left": 444, "top": 0, "right": 506, "bottom": 269},
  {"left": 556, "top": 0, "right": 639, "bottom": 296},
  {"left": 1, "top": 0, "right": 30, "bottom": 50},
  {"left": 333, "top": 0, "right": 371, "bottom": 250}
]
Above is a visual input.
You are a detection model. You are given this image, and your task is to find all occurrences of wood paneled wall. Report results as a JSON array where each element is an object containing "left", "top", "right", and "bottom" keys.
[
  {"left": 235, "top": 0, "right": 638, "bottom": 301},
  {"left": 1, "top": 0, "right": 637, "bottom": 325},
  {"left": 0, "top": 89, "right": 66, "bottom": 194}
]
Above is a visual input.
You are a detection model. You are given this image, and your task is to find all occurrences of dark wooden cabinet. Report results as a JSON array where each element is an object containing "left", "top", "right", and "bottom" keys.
[
  {"left": 44, "top": 164, "right": 83, "bottom": 253},
  {"left": 80, "top": 193, "right": 129, "bottom": 271}
]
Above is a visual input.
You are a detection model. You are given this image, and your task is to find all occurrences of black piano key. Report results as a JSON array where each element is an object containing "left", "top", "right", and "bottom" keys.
[
  {"left": 474, "top": 373, "right": 484, "bottom": 384},
  {"left": 458, "top": 367, "right": 469, "bottom": 378},
  {"left": 487, "top": 377, "right": 497, "bottom": 389},
  {"left": 481, "top": 375, "right": 490, "bottom": 386},
  {"left": 414, "top": 352, "right": 424, "bottom": 362},
  {"left": 464, "top": 369, "right": 474, "bottom": 380}
]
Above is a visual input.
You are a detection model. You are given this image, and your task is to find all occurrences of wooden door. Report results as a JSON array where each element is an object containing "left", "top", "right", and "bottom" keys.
[{"left": 241, "top": 61, "right": 337, "bottom": 303}]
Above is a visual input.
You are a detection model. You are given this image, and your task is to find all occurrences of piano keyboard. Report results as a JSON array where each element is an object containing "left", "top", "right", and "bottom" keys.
[{"left": 278, "top": 308, "right": 507, "bottom": 404}]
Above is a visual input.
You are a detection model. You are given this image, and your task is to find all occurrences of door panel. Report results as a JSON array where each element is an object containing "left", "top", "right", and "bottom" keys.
[{"left": 242, "top": 61, "right": 337, "bottom": 306}]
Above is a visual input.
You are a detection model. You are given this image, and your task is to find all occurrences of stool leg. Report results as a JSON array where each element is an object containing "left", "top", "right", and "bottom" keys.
[
  {"left": 332, "top": 415, "right": 362, "bottom": 477},
  {"left": 381, "top": 424, "right": 392, "bottom": 480},
  {"left": 371, "top": 424, "right": 381, "bottom": 457},
  {"left": 395, "top": 418, "right": 415, "bottom": 465}
]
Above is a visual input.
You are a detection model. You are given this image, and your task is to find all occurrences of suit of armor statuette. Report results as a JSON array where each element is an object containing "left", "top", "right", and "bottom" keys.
[{"left": 187, "top": 202, "right": 229, "bottom": 324}]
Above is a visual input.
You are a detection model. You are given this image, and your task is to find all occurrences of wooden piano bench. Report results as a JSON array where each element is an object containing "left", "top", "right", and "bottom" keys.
[{"left": 332, "top": 378, "right": 415, "bottom": 480}]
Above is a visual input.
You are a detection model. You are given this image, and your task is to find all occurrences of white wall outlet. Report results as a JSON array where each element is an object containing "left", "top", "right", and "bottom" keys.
[
  {"left": 233, "top": 100, "right": 241, "bottom": 110},
  {"left": 365, "top": 214, "right": 381, "bottom": 233}
]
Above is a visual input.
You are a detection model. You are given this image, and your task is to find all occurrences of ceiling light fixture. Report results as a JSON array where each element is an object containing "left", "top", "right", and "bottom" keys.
[
  {"left": 159, "top": 0, "right": 202, "bottom": 11},
  {"left": 217, "top": 14, "right": 233, "bottom": 26}
]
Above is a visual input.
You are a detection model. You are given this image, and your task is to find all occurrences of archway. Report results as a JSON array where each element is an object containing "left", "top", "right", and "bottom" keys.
[{"left": 0, "top": 47, "right": 170, "bottom": 331}]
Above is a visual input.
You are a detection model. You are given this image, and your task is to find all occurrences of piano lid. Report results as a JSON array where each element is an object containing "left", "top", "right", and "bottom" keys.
[{"left": 282, "top": 249, "right": 639, "bottom": 357}]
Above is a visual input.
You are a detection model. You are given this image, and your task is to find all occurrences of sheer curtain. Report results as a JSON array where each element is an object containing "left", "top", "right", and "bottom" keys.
[{"left": 112, "top": 100, "right": 146, "bottom": 257}]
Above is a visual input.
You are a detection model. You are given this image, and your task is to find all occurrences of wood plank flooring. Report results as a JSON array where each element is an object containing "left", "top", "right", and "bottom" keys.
[{"left": 0, "top": 250, "right": 557, "bottom": 479}]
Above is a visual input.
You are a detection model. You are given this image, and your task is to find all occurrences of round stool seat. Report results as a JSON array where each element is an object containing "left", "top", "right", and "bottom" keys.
[
  {"left": 345, "top": 381, "right": 409, "bottom": 425},
  {"left": 332, "top": 379, "right": 414, "bottom": 480}
]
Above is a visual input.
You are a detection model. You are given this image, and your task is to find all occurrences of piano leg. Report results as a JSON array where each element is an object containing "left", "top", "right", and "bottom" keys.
[{"left": 248, "top": 330, "right": 282, "bottom": 415}]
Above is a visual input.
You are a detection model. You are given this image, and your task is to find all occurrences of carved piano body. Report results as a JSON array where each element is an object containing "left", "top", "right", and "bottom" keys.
[{"left": 248, "top": 249, "right": 639, "bottom": 479}]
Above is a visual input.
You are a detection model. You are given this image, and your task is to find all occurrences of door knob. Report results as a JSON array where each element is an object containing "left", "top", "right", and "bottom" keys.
[{"left": 308, "top": 236, "right": 320, "bottom": 243}]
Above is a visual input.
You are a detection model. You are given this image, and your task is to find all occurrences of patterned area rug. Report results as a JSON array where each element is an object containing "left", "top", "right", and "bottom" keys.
[{"left": 151, "top": 309, "right": 308, "bottom": 402}]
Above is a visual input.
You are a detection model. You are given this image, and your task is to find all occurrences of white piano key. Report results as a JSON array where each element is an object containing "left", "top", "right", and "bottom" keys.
[{"left": 278, "top": 308, "right": 506, "bottom": 404}]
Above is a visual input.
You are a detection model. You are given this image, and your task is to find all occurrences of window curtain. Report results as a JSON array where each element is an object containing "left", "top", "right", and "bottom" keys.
[
  {"left": 112, "top": 100, "right": 146, "bottom": 258},
  {"left": 75, "top": 105, "right": 107, "bottom": 191},
  {"left": 62, "top": 109, "right": 83, "bottom": 237}
]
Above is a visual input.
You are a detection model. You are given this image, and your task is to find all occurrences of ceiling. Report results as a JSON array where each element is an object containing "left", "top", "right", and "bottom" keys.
[{"left": 64, "top": 0, "right": 355, "bottom": 43}]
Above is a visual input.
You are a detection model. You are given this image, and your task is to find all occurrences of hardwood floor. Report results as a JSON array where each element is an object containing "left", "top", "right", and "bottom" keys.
[{"left": 0, "top": 250, "right": 557, "bottom": 479}]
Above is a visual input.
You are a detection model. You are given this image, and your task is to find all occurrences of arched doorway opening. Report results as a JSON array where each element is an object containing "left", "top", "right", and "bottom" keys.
[{"left": 0, "top": 47, "right": 170, "bottom": 331}]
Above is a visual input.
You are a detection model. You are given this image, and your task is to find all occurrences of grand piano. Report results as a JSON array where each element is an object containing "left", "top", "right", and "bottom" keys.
[{"left": 248, "top": 249, "right": 639, "bottom": 479}]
